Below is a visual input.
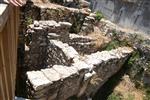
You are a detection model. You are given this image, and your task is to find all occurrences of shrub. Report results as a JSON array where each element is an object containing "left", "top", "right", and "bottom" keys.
[{"left": 95, "top": 11, "right": 104, "bottom": 21}]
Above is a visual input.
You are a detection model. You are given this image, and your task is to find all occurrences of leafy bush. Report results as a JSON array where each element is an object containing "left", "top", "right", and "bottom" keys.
[{"left": 95, "top": 11, "right": 104, "bottom": 21}]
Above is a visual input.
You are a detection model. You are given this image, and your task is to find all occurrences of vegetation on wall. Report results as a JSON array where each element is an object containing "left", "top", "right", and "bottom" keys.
[
  {"left": 95, "top": 11, "right": 104, "bottom": 21},
  {"left": 26, "top": 17, "right": 33, "bottom": 26}
]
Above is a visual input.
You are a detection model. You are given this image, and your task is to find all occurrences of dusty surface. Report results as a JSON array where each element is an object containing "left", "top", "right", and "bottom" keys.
[{"left": 113, "top": 75, "right": 144, "bottom": 100}]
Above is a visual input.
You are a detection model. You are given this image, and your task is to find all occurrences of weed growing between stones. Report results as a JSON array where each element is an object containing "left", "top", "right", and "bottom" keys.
[
  {"left": 105, "top": 39, "right": 129, "bottom": 51},
  {"left": 26, "top": 17, "right": 33, "bottom": 26},
  {"left": 95, "top": 11, "right": 104, "bottom": 21}
]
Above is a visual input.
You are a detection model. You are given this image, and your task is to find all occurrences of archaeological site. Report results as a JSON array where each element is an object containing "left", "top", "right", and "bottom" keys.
[{"left": 0, "top": 0, "right": 150, "bottom": 100}]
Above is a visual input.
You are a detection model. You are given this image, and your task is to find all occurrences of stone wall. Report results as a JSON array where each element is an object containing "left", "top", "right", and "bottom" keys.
[
  {"left": 26, "top": 47, "right": 133, "bottom": 99},
  {"left": 16, "top": 0, "right": 135, "bottom": 99},
  {"left": 20, "top": 0, "right": 90, "bottom": 34}
]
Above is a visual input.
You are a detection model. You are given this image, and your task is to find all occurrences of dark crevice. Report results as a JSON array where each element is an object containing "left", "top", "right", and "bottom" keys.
[{"left": 93, "top": 60, "right": 130, "bottom": 100}]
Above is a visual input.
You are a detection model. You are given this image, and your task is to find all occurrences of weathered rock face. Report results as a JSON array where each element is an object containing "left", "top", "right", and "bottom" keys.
[
  {"left": 26, "top": 47, "right": 133, "bottom": 99},
  {"left": 90, "top": 0, "right": 150, "bottom": 34}
]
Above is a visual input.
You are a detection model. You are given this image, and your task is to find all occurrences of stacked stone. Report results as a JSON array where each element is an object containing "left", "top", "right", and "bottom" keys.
[
  {"left": 21, "top": 0, "right": 90, "bottom": 34},
  {"left": 25, "top": 20, "right": 72, "bottom": 70},
  {"left": 63, "top": 0, "right": 91, "bottom": 9},
  {"left": 35, "top": 2, "right": 89, "bottom": 29},
  {"left": 26, "top": 47, "right": 133, "bottom": 99},
  {"left": 39, "top": 21, "right": 72, "bottom": 42},
  {"left": 26, "top": 63, "right": 89, "bottom": 99},
  {"left": 68, "top": 34, "right": 97, "bottom": 54},
  {"left": 48, "top": 0, "right": 90, "bottom": 9},
  {"left": 47, "top": 40, "right": 79, "bottom": 67},
  {"left": 80, "top": 13, "right": 97, "bottom": 34},
  {"left": 78, "top": 0, "right": 90, "bottom": 8},
  {"left": 26, "top": 23, "right": 49, "bottom": 70}
]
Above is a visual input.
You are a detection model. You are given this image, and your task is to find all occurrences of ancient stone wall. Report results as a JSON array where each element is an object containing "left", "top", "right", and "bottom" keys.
[
  {"left": 26, "top": 47, "right": 133, "bottom": 99},
  {"left": 16, "top": 0, "right": 135, "bottom": 99}
]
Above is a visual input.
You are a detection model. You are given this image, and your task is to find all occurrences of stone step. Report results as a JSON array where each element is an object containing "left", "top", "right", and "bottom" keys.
[
  {"left": 25, "top": 28, "right": 79, "bottom": 70},
  {"left": 68, "top": 34, "right": 98, "bottom": 54},
  {"left": 25, "top": 20, "right": 73, "bottom": 70},
  {"left": 47, "top": 40, "right": 79, "bottom": 67},
  {"left": 80, "top": 13, "right": 97, "bottom": 34},
  {"left": 25, "top": 20, "right": 71, "bottom": 50},
  {"left": 22, "top": 0, "right": 90, "bottom": 33},
  {"left": 25, "top": 20, "right": 110, "bottom": 71},
  {"left": 68, "top": 29, "right": 111, "bottom": 54},
  {"left": 26, "top": 47, "right": 133, "bottom": 99}
]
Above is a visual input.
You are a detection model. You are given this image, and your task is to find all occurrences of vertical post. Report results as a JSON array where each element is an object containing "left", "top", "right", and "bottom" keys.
[{"left": 0, "top": 4, "right": 19, "bottom": 100}]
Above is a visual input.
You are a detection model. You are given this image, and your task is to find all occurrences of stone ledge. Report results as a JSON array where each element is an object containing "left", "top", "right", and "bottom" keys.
[{"left": 26, "top": 47, "right": 133, "bottom": 99}]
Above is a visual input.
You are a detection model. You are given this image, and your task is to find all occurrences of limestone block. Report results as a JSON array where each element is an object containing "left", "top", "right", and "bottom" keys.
[
  {"left": 79, "top": 0, "right": 90, "bottom": 8},
  {"left": 50, "top": 40, "right": 79, "bottom": 60},
  {"left": 41, "top": 68, "right": 61, "bottom": 82},
  {"left": 27, "top": 71, "right": 52, "bottom": 91}
]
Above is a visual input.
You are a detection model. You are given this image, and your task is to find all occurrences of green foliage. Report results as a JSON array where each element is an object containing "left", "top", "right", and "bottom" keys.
[
  {"left": 105, "top": 39, "right": 129, "bottom": 51},
  {"left": 106, "top": 40, "right": 120, "bottom": 50},
  {"left": 127, "top": 51, "right": 143, "bottom": 86},
  {"left": 95, "top": 11, "right": 104, "bottom": 21},
  {"left": 105, "top": 31, "right": 131, "bottom": 51},
  {"left": 26, "top": 17, "right": 33, "bottom": 26},
  {"left": 107, "top": 93, "right": 122, "bottom": 100},
  {"left": 128, "top": 51, "right": 140, "bottom": 65},
  {"left": 127, "top": 94, "right": 134, "bottom": 100}
]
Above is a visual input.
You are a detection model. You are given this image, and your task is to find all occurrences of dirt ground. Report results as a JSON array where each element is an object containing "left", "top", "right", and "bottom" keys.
[{"left": 113, "top": 75, "right": 144, "bottom": 100}]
